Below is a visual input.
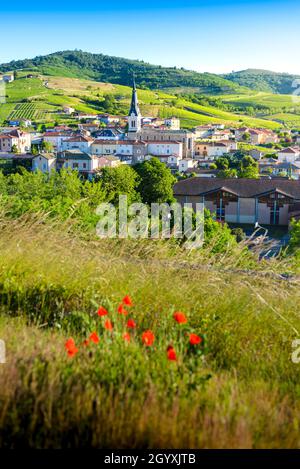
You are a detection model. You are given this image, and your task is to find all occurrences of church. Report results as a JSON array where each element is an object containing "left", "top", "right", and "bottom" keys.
[{"left": 126, "top": 80, "right": 195, "bottom": 158}]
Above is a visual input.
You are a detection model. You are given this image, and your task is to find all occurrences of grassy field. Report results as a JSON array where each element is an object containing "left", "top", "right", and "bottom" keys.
[
  {"left": 0, "top": 74, "right": 298, "bottom": 129},
  {"left": 0, "top": 213, "right": 300, "bottom": 448}
]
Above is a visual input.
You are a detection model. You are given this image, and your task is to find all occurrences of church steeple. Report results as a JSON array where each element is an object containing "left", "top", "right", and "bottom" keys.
[{"left": 128, "top": 76, "right": 141, "bottom": 133}]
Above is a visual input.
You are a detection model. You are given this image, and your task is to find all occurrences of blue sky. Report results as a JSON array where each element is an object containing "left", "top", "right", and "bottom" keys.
[{"left": 1, "top": 0, "right": 299, "bottom": 74}]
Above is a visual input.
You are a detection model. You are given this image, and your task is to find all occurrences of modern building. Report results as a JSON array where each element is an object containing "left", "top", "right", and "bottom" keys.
[{"left": 174, "top": 177, "right": 300, "bottom": 226}]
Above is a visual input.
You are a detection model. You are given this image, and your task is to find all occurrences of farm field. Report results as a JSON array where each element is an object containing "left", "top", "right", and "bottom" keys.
[{"left": 0, "top": 74, "right": 299, "bottom": 130}]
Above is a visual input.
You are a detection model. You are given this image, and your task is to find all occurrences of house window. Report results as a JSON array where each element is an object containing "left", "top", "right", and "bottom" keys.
[
  {"left": 73, "top": 163, "right": 79, "bottom": 168},
  {"left": 83, "top": 163, "right": 87, "bottom": 169}
]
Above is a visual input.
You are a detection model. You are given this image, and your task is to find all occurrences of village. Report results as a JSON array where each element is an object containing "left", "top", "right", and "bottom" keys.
[{"left": 1, "top": 79, "right": 300, "bottom": 227}]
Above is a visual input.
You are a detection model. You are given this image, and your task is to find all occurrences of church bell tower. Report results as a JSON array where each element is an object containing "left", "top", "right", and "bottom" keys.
[{"left": 128, "top": 77, "right": 141, "bottom": 135}]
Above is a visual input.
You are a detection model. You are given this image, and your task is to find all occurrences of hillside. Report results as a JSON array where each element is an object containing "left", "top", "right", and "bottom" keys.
[
  {"left": 0, "top": 50, "right": 248, "bottom": 95},
  {"left": 0, "top": 74, "right": 282, "bottom": 130},
  {"left": 223, "top": 69, "right": 300, "bottom": 94}
]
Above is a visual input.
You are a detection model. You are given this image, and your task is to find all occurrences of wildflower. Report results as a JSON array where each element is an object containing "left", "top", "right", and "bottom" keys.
[
  {"left": 83, "top": 339, "right": 89, "bottom": 347},
  {"left": 97, "top": 306, "right": 108, "bottom": 317},
  {"left": 167, "top": 346, "right": 177, "bottom": 361},
  {"left": 189, "top": 333, "right": 202, "bottom": 345},
  {"left": 89, "top": 332, "right": 100, "bottom": 344},
  {"left": 123, "top": 332, "right": 130, "bottom": 342},
  {"left": 173, "top": 312, "right": 187, "bottom": 324},
  {"left": 122, "top": 295, "right": 133, "bottom": 306},
  {"left": 118, "top": 304, "right": 128, "bottom": 315},
  {"left": 142, "top": 330, "right": 155, "bottom": 346},
  {"left": 65, "top": 338, "right": 79, "bottom": 357},
  {"left": 67, "top": 347, "right": 79, "bottom": 357},
  {"left": 65, "top": 338, "right": 76, "bottom": 351},
  {"left": 127, "top": 318, "right": 136, "bottom": 329},
  {"left": 104, "top": 319, "right": 113, "bottom": 331}
]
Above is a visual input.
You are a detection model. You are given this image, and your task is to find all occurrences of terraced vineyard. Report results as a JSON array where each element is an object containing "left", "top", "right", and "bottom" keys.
[{"left": 8, "top": 102, "right": 47, "bottom": 121}]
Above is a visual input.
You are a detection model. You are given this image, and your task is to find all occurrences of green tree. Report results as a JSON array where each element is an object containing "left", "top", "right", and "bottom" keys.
[
  {"left": 98, "top": 165, "right": 140, "bottom": 205},
  {"left": 11, "top": 144, "right": 19, "bottom": 154},
  {"left": 41, "top": 141, "right": 54, "bottom": 152},
  {"left": 216, "top": 157, "right": 229, "bottom": 170},
  {"left": 238, "top": 156, "right": 259, "bottom": 179},
  {"left": 134, "top": 157, "right": 176, "bottom": 204}
]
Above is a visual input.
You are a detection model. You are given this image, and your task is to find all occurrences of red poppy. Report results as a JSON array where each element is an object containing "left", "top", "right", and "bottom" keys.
[
  {"left": 189, "top": 333, "right": 202, "bottom": 345},
  {"left": 123, "top": 332, "right": 130, "bottom": 342},
  {"left": 118, "top": 304, "right": 128, "bottom": 315},
  {"left": 167, "top": 346, "right": 177, "bottom": 361},
  {"left": 104, "top": 319, "right": 113, "bottom": 331},
  {"left": 67, "top": 347, "right": 79, "bottom": 357},
  {"left": 65, "top": 338, "right": 79, "bottom": 357},
  {"left": 83, "top": 339, "right": 89, "bottom": 347},
  {"left": 97, "top": 306, "right": 108, "bottom": 317},
  {"left": 142, "top": 330, "right": 155, "bottom": 346},
  {"left": 89, "top": 332, "right": 100, "bottom": 344},
  {"left": 122, "top": 295, "right": 133, "bottom": 306},
  {"left": 65, "top": 338, "right": 76, "bottom": 351},
  {"left": 127, "top": 318, "right": 136, "bottom": 329},
  {"left": 173, "top": 312, "right": 187, "bottom": 324}
]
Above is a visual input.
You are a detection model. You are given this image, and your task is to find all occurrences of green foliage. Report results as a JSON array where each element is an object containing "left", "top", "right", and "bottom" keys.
[
  {"left": 0, "top": 50, "right": 246, "bottom": 93},
  {"left": 97, "top": 165, "right": 141, "bottom": 205},
  {"left": 224, "top": 68, "right": 300, "bottom": 94},
  {"left": 134, "top": 158, "right": 176, "bottom": 204},
  {"left": 238, "top": 155, "right": 259, "bottom": 179}
]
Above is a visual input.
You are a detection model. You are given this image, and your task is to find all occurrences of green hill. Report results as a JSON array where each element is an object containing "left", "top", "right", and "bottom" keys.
[
  {"left": 0, "top": 74, "right": 282, "bottom": 130},
  {"left": 223, "top": 69, "right": 300, "bottom": 94},
  {"left": 0, "top": 50, "right": 248, "bottom": 95}
]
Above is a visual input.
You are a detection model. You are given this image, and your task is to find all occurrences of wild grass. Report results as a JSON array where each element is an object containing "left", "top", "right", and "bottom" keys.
[{"left": 0, "top": 216, "right": 300, "bottom": 447}]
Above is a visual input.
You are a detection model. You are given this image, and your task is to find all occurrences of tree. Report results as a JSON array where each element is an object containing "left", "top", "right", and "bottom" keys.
[
  {"left": 98, "top": 165, "right": 140, "bottom": 206},
  {"left": 238, "top": 156, "right": 259, "bottom": 179},
  {"left": 216, "top": 157, "right": 229, "bottom": 170},
  {"left": 41, "top": 141, "right": 54, "bottom": 152},
  {"left": 218, "top": 168, "right": 237, "bottom": 178},
  {"left": 102, "top": 94, "right": 115, "bottom": 113},
  {"left": 11, "top": 144, "right": 19, "bottom": 154},
  {"left": 134, "top": 157, "right": 176, "bottom": 205},
  {"left": 242, "top": 132, "right": 251, "bottom": 142}
]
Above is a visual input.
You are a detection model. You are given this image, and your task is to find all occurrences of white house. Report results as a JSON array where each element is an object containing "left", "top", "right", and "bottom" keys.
[
  {"left": 164, "top": 117, "right": 180, "bottom": 130},
  {"left": 43, "top": 132, "right": 72, "bottom": 152},
  {"left": 61, "top": 136, "right": 94, "bottom": 153},
  {"left": 32, "top": 153, "right": 56, "bottom": 173},
  {"left": 277, "top": 147, "right": 300, "bottom": 163},
  {"left": 179, "top": 158, "right": 197, "bottom": 173},
  {"left": 146, "top": 141, "right": 183, "bottom": 158},
  {"left": 207, "top": 142, "right": 230, "bottom": 158}
]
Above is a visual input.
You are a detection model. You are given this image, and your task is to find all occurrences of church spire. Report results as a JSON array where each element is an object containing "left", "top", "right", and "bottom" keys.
[
  {"left": 128, "top": 75, "right": 142, "bottom": 134},
  {"left": 129, "top": 75, "right": 141, "bottom": 117}
]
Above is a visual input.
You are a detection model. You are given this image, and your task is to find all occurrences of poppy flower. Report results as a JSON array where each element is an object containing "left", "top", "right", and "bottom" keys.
[
  {"left": 65, "top": 338, "right": 76, "bottom": 351},
  {"left": 118, "top": 304, "right": 128, "bottom": 315},
  {"left": 89, "top": 332, "right": 100, "bottom": 344},
  {"left": 127, "top": 318, "right": 136, "bottom": 329},
  {"left": 142, "top": 330, "right": 155, "bottom": 346},
  {"left": 173, "top": 312, "right": 187, "bottom": 324},
  {"left": 65, "top": 338, "right": 79, "bottom": 357},
  {"left": 167, "top": 346, "right": 177, "bottom": 361},
  {"left": 104, "top": 319, "right": 113, "bottom": 331},
  {"left": 67, "top": 347, "right": 79, "bottom": 357},
  {"left": 83, "top": 339, "right": 89, "bottom": 347},
  {"left": 123, "top": 332, "right": 130, "bottom": 342},
  {"left": 97, "top": 306, "right": 108, "bottom": 317},
  {"left": 122, "top": 295, "right": 133, "bottom": 307},
  {"left": 189, "top": 333, "right": 202, "bottom": 345}
]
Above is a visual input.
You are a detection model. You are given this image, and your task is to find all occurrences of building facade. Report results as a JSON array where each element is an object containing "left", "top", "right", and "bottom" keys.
[{"left": 174, "top": 178, "right": 300, "bottom": 226}]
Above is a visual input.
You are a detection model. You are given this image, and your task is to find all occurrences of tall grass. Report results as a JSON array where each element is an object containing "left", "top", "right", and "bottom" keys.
[{"left": 0, "top": 216, "right": 300, "bottom": 447}]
